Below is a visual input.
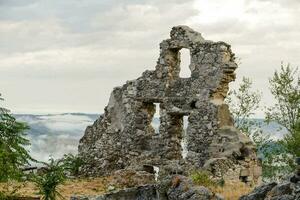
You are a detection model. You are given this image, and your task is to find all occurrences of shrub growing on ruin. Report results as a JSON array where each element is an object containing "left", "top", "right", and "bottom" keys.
[
  {"left": 190, "top": 170, "right": 217, "bottom": 188},
  {"left": 31, "top": 158, "right": 66, "bottom": 200},
  {"left": 62, "top": 153, "right": 84, "bottom": 177}
]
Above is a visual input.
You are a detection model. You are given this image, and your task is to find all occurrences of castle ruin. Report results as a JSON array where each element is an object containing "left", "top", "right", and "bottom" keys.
[{"left": 78, "top": 26, "right": 261, "bottom": 183}]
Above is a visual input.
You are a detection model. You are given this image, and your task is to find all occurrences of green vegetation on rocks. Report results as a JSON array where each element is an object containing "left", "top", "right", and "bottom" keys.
[
  {"left": 0, "top": 93, "right": 34, "bottom": 182},
  {"left": 31, "top": 158, "right": 66, "bottom": 200}
]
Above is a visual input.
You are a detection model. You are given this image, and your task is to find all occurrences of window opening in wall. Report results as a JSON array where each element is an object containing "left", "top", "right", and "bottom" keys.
[
  {"left": 179, "top": 48, "right": 191, "bottom": 78},
  {"left": 151, "top": 103, "right": 160, "bottom": 134},
  {"left": 190, "top": 100, "right": 197, "bottom": 109},
  {"left": 181, "top": 115, "right": 189, "bottom": 159}
]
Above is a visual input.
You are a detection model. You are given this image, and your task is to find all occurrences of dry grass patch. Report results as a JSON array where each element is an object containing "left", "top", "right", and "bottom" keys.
[
  {"left": 0, "top": 172, "right": 252, "bottom": 200},
  {"left": 0, "top": 177, "right": 114, "bottom": 199},
  {"left": 0, "top": 170, "right": 155, "bottom": 199},
  {"left": 190, "top": 170, "right": 253, "bottom": 200},
  {"left": 58, "top": 177, "right": 113, "bottom": 199},
  {"left": 210, "top": 181, "right": 253, "bottom": 200}
]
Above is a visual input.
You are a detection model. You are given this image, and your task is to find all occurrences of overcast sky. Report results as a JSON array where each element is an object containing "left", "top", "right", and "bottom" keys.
[{"left": 0, "top": 0, "right": 299, "bottom": 116}]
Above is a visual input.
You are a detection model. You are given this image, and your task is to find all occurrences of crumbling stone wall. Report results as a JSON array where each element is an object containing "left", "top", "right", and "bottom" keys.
[{"left": 78, "top": 26, "right": 261, "bottom": 183}]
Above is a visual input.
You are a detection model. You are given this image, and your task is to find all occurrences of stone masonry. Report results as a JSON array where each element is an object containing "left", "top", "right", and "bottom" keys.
[{"left": 78, "top": 26, "right": 261, "bottom": 183}]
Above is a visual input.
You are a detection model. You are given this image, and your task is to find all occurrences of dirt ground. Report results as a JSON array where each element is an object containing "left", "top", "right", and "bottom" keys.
[{"left": 0, "top": 176, "right": 252, "bottom": 200}]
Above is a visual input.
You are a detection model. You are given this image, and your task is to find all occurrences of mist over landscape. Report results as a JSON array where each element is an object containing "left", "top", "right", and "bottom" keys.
[
  {"left": 15, "top": 113, "right": 99, "bottom": 162},
  {"left": 15, "top": 113, "right": 287, "bottom": 163}
]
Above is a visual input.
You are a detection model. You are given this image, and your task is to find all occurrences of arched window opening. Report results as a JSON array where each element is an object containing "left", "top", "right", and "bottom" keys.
[
  {"left": 181, "top": 115, "right": 189, "bottom": 159},
  {"left": 151, "top": 103, "right": 160, "bottom": 134},
  {"left": 179, "top": 48, "right": 191, "bottom": 78}
]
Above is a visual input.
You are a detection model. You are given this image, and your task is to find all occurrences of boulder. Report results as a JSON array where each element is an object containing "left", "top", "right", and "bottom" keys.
[{"left": 239, "top": 182, "right": 277, "bottom": 200}]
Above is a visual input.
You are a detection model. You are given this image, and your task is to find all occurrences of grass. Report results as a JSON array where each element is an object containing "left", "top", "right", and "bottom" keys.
[
  {"left": 0, "top": 178, "right": 110, "bottom": 199},
  {"left": 190, "top": 170, "right": 217, "bottom": 188},
  {"left": 0, "top": 171, "right": 156, "bottom": 199},
  {"left": 0, "top": 171, "right": 252, "bottom": 200},
  {"left": 190, "top": 170, "right": 253, "bottom": 200},
  {"left": 212, "top": 181, "right": 253, "bottom": 200}
]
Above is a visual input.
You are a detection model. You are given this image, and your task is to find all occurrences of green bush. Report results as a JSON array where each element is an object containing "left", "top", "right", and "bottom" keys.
[
  {"left": 62, "top": 153, "right": 84, "bottom": 177},
  {"left": 31, "top": 158, "right": 66, "bottom": 200},
  {"left": 280, "top": 121, "right": 300, "bottom": 158},
  {"left": 190, "top": 170, "right": 218, "bottom": 188}
]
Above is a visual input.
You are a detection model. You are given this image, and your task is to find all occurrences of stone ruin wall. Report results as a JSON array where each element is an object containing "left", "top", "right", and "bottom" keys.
[{"left": 78, "top": 26, "right": 262, "bottom": 183}]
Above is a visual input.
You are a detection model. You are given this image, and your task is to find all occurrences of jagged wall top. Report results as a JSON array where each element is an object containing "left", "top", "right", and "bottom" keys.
[{"left": 136, "top": 25, "right": 237, "bottom": 101}]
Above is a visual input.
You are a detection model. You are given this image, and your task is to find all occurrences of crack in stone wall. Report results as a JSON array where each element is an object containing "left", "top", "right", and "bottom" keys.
[{"left": 78, "top": 26, "right": 262, "bottom": 183}]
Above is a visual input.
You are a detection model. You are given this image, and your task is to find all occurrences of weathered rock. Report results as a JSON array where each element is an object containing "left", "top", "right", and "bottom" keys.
[
  {"left": 239, "top": 182, "right": 277, "bottom": 200},
  {"left": 110, "top": 169, "right": 156, "bottom": 188},
  {"left": 70, "top": 175, "right": 223, "bottom": 200},
  {"left": 267, "top": 182, "right": 292, "bottom": 198},
  {"left": 240, "top": 157, "right": 300, "bottom": 200},
  {"left": 268, "top": 195, "right": 295, "bottom": 200},
  {"left": 290, "top": 158, "right": 300, "bottom": 183},
  {"left": 70, "top": 185, "right": 158, "bottom": 200},
  {"left": 166, "top": 175, "right": 223, "bottom": 200},
  {"left": 78, "top": 25, "right": 261, "bottom": 184}
]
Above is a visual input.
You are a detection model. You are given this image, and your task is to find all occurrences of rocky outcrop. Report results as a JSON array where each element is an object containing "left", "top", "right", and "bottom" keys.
[
  {"left": 78, "top": 26, "right": 261, "bottom": 184},
  {"left": 70, "top": 185, "right": 158, "bottom": 200},
  {"left": 71, "top": 175, "right": 223, "bottom": 200},
  {"left": 165, "top": 175, "right": 223, "bottom": 200},
  {"left": 239, "top": 158, "right": 300, "bottom": 200}
]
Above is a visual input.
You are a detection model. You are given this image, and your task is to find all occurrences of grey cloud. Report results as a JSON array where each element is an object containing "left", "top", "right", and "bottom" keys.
[
  {"left": 0, "top": 0, "right": 37, "bottom": 7},
  {"left": 0, "top": 0, "right": 299, "bottom": 115}
]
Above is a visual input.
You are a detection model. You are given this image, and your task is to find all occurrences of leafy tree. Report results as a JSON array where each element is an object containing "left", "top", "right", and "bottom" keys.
[
  {"left": 226, "top": 77, "right": 285, "bottom": 181},
  {"left": 259, "top": 141, "right": 295, "bottom": 181},
  {"left": 266, "top": 63, "right": 300, "bottom": 158},
  {"left": 266, "top": 63, "right": 300, "bottom": 133},
  {"left": 62, "top": 153, "right": 84, "bottom": 177},
  {"left": 0, "top": 93, "right": 33, "bottom": 182},
  {"left": 226, "top": 77, "right": 262, "bottom": 137},
  {"left": 0, "top": 94, "right": 8, "bottom": 114},
  {"left": 281, "top": 121, "right": 300, "bottom": 157},
  {"left": 31, "top": 158, "right": 66, "bottom": 200}
]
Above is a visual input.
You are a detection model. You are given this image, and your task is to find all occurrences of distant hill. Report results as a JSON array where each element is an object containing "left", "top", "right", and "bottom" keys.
[{"left": 14, "top": 113, "right": 287, "bottom": 162}]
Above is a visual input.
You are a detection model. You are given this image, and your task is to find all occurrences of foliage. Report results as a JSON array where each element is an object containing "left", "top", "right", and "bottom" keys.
[
  {"left": 31, "top": 158, "right": 66, "bottom": 200},
  {"left": 266, "top": 63, "right": 300, "bottom": 158},
  {"left": 190, "top": 170, "right": 218, "bottom": 188},
  {"left": 259, "top": 141, "right": 295, "bottom": 181},
  {"left": 226, "top": 77, "right": 262, "bottom": 136},
  {"left": 266, "top": 63, "right": 300, "bottom": 134},
  {"left": 226, "top": 77, "right": 288, "bottom": 181},
  {"left": 225, "top": 77, "right": 271, "bottom": 147},
  {"left": 62, "top": 153, "right": 84, "bottom": 176},
  {"left": 0, "top": 93, "right": 33, "bottom": 182},
  {"left": 226, "top": 64, "right": 299, "bottom": 181},
  {"left": 280, "top": 121, "right": 300, "bottom": 157}
]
